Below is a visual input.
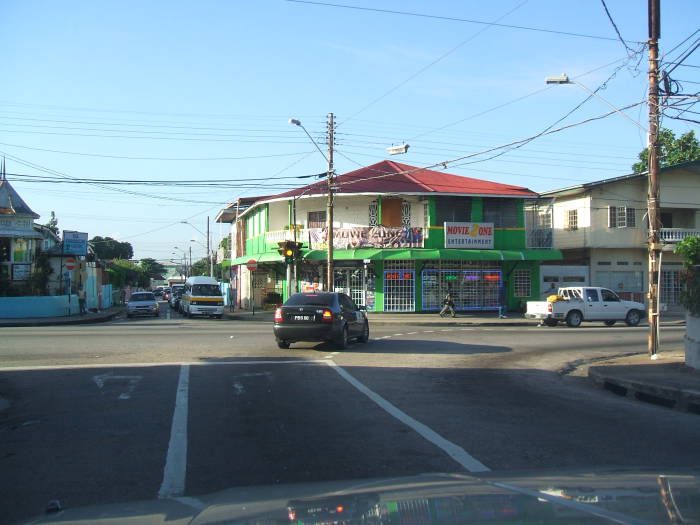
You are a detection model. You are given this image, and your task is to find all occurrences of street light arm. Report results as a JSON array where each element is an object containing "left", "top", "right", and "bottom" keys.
[
  {"left": 545, "top": 73, "right": 647, "bottom": 133},
  {"left": 180, "top": 221, "right": 206, "bottom": 237},
  {"left": 289, "top": 118, "right": 330, "bottom": 164}
]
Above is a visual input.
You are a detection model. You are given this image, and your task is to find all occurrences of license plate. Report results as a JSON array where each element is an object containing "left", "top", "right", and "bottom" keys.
[{"left": 293, "top": 315, "right": 312, "bottom": 321}]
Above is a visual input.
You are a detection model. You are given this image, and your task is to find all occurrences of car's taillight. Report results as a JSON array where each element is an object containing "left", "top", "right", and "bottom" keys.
[
  {"left": 274, "top": 308, "right": 283, "bottom": 323},
  {"left": 547, "top": 302, "right": 553, "bottom": 313},
  {"left": 321, "top": 309, "right": 333, "bottom": 323}
]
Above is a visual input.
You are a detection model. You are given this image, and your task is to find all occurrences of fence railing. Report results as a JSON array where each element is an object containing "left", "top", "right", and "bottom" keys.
[{"left": 660, "top": 228, "right": 700, "bottom": 242}]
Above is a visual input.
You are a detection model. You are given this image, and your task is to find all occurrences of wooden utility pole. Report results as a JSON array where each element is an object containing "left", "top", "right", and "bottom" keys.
[
  {"left": 647, "top": 0, "right": 661, "bottom": 356},
  {"left": 326, "top": 112, "right": 335, "bottom": 292}
]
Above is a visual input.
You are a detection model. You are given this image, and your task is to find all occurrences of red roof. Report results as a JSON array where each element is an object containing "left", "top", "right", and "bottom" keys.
[{"left": 269, "top": 160, "right": 535, "bottom": 200}]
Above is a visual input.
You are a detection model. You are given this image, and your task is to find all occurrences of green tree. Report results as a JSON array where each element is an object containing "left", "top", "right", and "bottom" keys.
[
  {"left": 44, "top": 211, "right": 59, "bottom": 236},
  {"left": 632, "top": 128, "right": 700, "bottom": 173},
  {"left": 139, "top": 258, "right": 167, "bottom": 279},
  {"left": 675, "top": 236, "right": 700, "bottom": 317},
  {"left": 105, "top": 259, "right": 149, "bottom": 288},
  {"left": 90, "top": 236, "right": 134, "bottom": 260},
  {"left": 189, "top": 257, "right": 209, "bottom": 277}
]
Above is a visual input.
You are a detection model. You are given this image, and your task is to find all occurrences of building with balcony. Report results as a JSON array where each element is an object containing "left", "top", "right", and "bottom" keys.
[
  {"left": 217, "top": 160, "right": 560, "bottom": 312},
  {"left": 540, "top": 160, "right": 700, "bottom": 311}
]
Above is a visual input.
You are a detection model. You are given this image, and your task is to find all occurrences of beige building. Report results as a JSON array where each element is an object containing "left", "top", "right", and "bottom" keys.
[{"left": 540, "top": 161, "right": 700, "bottom": 312}]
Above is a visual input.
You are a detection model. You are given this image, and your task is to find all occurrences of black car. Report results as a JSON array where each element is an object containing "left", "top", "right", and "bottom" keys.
[{"left": 273, "top": 292, "right": 369, "bottom": 349}]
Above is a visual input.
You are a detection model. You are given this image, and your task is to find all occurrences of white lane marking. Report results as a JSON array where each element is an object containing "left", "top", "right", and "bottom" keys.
[
  {"left": 158, "top": 364, "right": 189, "bottom": 499},
  {"left": 460, "top": 328, "right": 474, "bottom": 331},
  {"left": 0, "top": 360, "right": 329, "bottom": 372},
  {"left": 331, "top": 352, "right": 339, "bottom": 355},
  {"left": 439, "top": 329, "right": 450, "bottom": 332},
  {"left": 406, "top": 332, "right": 418, "bottom": 335},
  {"left": 233, "top": 382, "right": 245, "bottom": 395},
  {"left": 325, "top": 355, "right": 334, "bottom": 359},
  {"left": 92, "top": 372, "right": 142, "bottom": 400},
  {"left": 377, "top": 336, "right": 391, "bottom": 340},
  {"left": 325, "top": 360, "right": 489, "bottom": 473},
  {"left": 393, "top": 333, "right": 404, "bottom": 336},
  {"left": 423, "top": 330, "right": 435, "bottom": 333}
]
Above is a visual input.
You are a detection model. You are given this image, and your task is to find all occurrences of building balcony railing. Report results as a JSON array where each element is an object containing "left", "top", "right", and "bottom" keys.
[
  {"left": 526, "top": 228, "right": 553, "bottom": 249},
  {"left": 660, "top": 228, "right": 700, "bottom": 243}
]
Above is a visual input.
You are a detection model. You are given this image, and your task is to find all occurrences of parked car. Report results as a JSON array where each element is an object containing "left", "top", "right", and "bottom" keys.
[
  {"left": 273, "top": 292, "right": 369, "bottom": 349},
  {"left": 126, "top": 291, "right": 160, "bottom": 318},
  {"left": 525, "top": 286, "right": 645, "bottom": 327}
]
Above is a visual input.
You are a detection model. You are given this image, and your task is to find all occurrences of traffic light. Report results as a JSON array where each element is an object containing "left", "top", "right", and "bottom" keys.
[{"left": 277, "top": 240, "right": 304, "bottom": 265}]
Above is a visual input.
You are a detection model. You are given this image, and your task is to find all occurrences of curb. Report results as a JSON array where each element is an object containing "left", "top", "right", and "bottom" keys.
[
  {"left": 0, "top": 309, "right": 123, "bottom": 328},
  {"left": 588, "top": 366, "right": 700, "bottom": 415}
]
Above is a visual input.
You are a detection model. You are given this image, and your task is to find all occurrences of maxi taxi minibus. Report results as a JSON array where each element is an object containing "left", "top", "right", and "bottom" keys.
[{"left": 180, "top": 276, "right": 224, "bottom": 318}]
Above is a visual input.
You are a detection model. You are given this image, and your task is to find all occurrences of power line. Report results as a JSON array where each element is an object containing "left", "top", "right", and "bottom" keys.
[
  {"left": 599, "top": 0, "right": 636, "bottom": 56},
  {"left": 338, "top": 0, "right": 529, "bottom": 126},
  {"left": 0, "top": 141, "right": 315, "bottom": 162},
  {"left": 286, "top": 0, "right": 633, "bottom": 42}
]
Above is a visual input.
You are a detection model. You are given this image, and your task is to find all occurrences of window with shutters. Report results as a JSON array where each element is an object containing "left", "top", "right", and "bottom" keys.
[
  {"left": 483, "top": 198, "right": 518, "bottom": 227},
  {"left": 566, "top": 209, "right": 578, "bottom": 230},
  {"left": 381, "top": 198, "right": 402, "bottom": 227},
  {"left": 368, "top": 201, "right": 378, "bottom": 226},
  {"left": 608, "top": 206, "right": 636, "bottom": 228}
]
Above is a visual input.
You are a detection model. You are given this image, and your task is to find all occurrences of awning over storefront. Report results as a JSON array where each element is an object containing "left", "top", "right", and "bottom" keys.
[{"left": 226, "top": 247, "right": 562, "bottom": 267}]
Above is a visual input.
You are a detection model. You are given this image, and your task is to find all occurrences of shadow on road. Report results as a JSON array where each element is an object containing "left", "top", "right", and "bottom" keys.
[{"left": 290, "top": 339, "right": 512, "bottom": 355}]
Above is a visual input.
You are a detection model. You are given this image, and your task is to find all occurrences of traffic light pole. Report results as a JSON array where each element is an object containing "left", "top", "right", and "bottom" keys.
[{"left": 326, "top": 113, "right": 335, "bottom": 292}]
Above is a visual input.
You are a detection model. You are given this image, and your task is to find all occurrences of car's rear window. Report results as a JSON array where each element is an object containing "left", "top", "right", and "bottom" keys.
[
  {"left": 284, "top": 293, "right": 334, "bottom": 306},
  {"left": 130, "top": 293, "right": 155, "bottom": 302}
]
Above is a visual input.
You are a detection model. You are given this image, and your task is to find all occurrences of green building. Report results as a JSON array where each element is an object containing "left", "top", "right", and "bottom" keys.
[{"left": 219, "top": 160, "right": 560, "bottom": 312}]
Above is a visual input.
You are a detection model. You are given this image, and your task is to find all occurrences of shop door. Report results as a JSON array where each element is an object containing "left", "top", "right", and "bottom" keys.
[{"left": 334, "top": 268, "right": 366, "bottom": 306}]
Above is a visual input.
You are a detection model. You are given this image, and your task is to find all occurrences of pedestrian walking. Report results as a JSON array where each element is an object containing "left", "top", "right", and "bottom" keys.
[
  {"left": 439, "top": 293, "right": 456, "bottom": 318},
  {"left": 78, "top": 286, "right": 87, "bottom": 315}
]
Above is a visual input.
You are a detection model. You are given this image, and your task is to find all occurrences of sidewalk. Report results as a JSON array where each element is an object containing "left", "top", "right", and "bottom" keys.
[
  {"left": 0, "top": 306, "right": 124, "bottom": 327},
  {"left": 585, "top": 351, "right": 700, "bottom": 415},
  {"left": 224, "top": 309, "right": 687, "bottom": 327}
]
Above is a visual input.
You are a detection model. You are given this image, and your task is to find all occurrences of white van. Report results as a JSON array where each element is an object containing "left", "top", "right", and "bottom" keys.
[{"left": 180, "top": 276, "right": 224, "bottom": 318}]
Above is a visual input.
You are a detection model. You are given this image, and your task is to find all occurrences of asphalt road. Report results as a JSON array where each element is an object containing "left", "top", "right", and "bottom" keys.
[{"left": 1, "top": 303, "right": 697, "bottom": 524}]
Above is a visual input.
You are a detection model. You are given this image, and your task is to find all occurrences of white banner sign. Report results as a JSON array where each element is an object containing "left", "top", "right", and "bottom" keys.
[{"left": 444, "top": 222, "right": 494, "bottom": 249}]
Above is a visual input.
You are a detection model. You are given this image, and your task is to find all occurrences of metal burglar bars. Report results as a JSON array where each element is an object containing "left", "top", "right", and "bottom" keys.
[
  {"left": 421, "top": 260, "right": 501, "bottom": 311},
  {"left": 383, "top": 260, "right": 415, "bottom": 311}
]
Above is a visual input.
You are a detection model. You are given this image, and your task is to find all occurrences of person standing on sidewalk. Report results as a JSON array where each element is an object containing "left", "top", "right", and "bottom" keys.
[{"left": 78, "top": 286, "right": 87, "bottom": 315}]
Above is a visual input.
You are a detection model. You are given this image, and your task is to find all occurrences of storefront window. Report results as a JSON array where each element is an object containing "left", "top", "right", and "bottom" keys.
[{"left": 422, "top": 265, "right": 502, "bottom": 311}]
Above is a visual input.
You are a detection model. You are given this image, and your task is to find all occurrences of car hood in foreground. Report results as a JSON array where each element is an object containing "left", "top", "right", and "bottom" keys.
[{"left": 20, "top": 468, "right": 700, "bottom": 524}]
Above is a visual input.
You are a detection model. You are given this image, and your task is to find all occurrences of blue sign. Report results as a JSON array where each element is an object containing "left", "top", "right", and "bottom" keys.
[{"left": 63, "top": 230, "right": 89, "bottom": 255}]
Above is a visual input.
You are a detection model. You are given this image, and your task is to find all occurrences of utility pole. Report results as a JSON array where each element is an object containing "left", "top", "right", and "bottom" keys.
[
  {"left": 189, "top": 246, "right": 192, "bottom": 278},
  {"left": 326, "top": 112, "right": 335, "bottom": 292},
  {"left": 207, "top": 216, "right": 213, "bottom": 278},
  {"left": 647, "top": 0, "right": 661, "bottom": 357}
]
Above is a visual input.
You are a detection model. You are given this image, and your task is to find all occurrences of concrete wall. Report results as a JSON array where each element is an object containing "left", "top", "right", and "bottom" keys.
[{"left": 0, "top": 295, "right": 80, "bottom": 318}]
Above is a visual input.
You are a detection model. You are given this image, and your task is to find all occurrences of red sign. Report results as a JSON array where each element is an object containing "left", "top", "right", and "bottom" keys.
[
  {"left": 246, "top": 259, "right": 257, "bottom": 271},
  {"left": 65, "top": 257, "right": 76, "bottom": 270}
]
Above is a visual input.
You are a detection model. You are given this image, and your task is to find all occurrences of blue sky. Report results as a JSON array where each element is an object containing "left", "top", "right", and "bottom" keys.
[{"left": 1, "top": 0, "right": 698, "bottom": 260}]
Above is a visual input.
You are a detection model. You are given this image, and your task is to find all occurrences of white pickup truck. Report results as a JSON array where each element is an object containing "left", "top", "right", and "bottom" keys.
[{"left": 525, "top": 286, "right": 646, "bottom": 327}]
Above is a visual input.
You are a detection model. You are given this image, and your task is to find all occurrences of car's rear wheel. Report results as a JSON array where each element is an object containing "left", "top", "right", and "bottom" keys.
[
  {"left": 277, "top": 340, "right": 290, "bottom": 349},
  {"left": 566, "top": 310, "right": 583, "bottom": 327},
  {"left": 358, "top": 321, "right": 369, "bottom": 343},
  {"left": 334, "top": 325, "right": 348, "bottom": 350},
  {"left": 604, "top": 320, "right": 616, "bottom": 326},
  {"left": 625, "top": 309, "right": 641, "bottom": 327}
]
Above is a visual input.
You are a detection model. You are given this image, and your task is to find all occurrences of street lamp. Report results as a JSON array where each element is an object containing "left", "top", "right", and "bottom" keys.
[
  {"left": 181, "top": 219, "right": 212, "bottom": 277},
  {"left": 544, "top": 73, "right": 647, "bottom": 132},
  {"left": 546, "top": 71, "right": 659, "bottom": 358},
  {"left": 289, "top": 115, "right": 335, "bottom": 292}
]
